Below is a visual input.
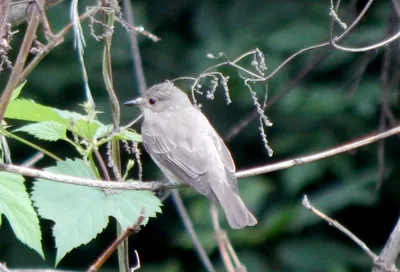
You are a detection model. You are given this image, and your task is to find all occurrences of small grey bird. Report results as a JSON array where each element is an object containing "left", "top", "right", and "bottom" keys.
[{"left": 124, "top": 82, "right": 257, "bottom": 229}]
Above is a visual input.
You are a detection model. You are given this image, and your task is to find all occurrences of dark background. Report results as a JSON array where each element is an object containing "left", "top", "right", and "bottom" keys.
[{"left": 1, "top": 0, "right": 400, "bottom": 271}]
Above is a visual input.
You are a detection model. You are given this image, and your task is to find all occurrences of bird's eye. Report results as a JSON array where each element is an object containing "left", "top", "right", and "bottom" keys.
[{"left": 148, "top": 98, "right": 156, "bottom": 105}]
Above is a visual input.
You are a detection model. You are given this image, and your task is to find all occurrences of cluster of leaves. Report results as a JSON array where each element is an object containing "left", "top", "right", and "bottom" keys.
[{"left": 0, "top": 83, "right": 162, "bottom": 265}]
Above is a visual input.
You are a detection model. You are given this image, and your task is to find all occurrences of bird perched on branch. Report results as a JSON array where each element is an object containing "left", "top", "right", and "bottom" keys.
[{"left": 125, "top": 82, "right": 257, "bottom": 229}]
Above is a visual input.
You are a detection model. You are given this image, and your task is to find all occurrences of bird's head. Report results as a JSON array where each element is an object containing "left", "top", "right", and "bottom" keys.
[{"left": 124, "top": 82, "right": 191, "bottom": 114}]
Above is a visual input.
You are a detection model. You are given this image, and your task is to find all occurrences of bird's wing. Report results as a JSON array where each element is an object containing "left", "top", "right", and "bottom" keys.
[
  {"left": 211, "top": 132, "right": 235, "bottom": 173},
  {"left": 142, "top": 125, "right": 214, "bottom": 197},
  {"left": 210, "top": 131, "right": 238, "bottom": 193}
]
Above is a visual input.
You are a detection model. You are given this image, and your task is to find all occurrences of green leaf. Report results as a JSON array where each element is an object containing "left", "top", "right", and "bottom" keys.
[
  {"left": 15, "top": 122, "right": 67, "bottom": 141},
  {"left": 5, "top": 99, "right": 111, "bottom": 140},
  {"left": 5, "top": 99, "right": 67, "bottom": 123},
  {"left": 31, "top": 159, "right": 162, "bottom": 265},
  {"left": 0, "top": 172, "right": 44, "bottom": 258},
  {"left": 11, "top": 81, "right": 26, "bottom": 101}
]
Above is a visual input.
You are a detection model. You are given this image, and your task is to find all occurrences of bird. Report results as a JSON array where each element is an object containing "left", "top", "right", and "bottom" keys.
[{"left": 124, "top": 82, "right": 257, "bottom": 229}]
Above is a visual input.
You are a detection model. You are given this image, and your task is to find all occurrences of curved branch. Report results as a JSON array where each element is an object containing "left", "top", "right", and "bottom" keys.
[{"left": 332, "top": 30, "right": 400, "bottom": 52}]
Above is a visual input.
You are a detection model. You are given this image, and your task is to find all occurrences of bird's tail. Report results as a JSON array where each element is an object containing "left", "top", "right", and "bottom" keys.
[{"left": 210, "top": 182, "right": 257, "bottom": 229}]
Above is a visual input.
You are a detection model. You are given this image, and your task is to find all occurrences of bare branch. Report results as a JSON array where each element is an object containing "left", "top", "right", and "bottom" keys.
[
  {"left": 88, "top": 210, "right": 145, "bottom": 272},
  {"left": 172, "top": 190, "right": 216, "bottom": 272},
  {"left": 20, "top": 7, "right": 98, "bottom": 80},
  {"left": 335, "top": 0, "right": 375, "bottom": 41},
  {"left": 211, "top": 204, "right": 247, "bottom": 271},
  {"left": 211, "top": 204, "right": 235, "bottom": 272},
  {"left": 302, "top": 195, "right": 378, "bottom": 261},
  {"left": 393, "top": 0, "right": 400, "bottom": 18},
  {"left": 122, "top": 0, "right": 147, "bottom": 94},
  {"left": 332, "top": 30, "right": 400, "bottom": 52},
  {"left": 0, "top": 0, "right": 9, "bottom": 39},
  {"left": 236, "top": 124, "right": 400, "bottom": 179},
  {"left": 131, "top": 250, "right": 141, "bottom": 272},
  {"left": 0, "top": 0, "right": 44, "bottom": 123},
  {"left": 372, "top": 217, "right": 400, "bottom": 272},
  {"left": 21, "top": 152, "right": 44, "bottom": 167}
]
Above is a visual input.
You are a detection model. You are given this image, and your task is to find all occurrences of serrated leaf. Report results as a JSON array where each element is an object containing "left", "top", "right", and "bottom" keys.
[
  {"left": 31, "top": 159, "right": 162, "bottom": 265},
  {"left": 0, "top": 172, "right": 44, "bottom": 258},
  {"left": 5, "top": 99, "right": 66, "bottom": 123},
  {"left": 15, "top": 122, "right": 67, "bottom": 141},
  {"left": 5, "top": 99, "right": 111, "bottom": 140}
]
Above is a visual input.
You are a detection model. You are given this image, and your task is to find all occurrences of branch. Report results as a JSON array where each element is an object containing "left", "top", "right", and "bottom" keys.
[
  {"left": 302, "top": 195, "right": 377, "bottom": 261},
  {"left": 0, "top": 0, "right": 9, "bottom": 39},
  {"left": 20, "top": 7, "right": 98, "bottom": 80},
  {"left": 122, "top": 0, "right": 147, "bottom": 94},
  {"left": 172, "top": 190, "right": 216, "bottom": 272},
  {"left": 88, "top": 211, "right": 145, "bottom": 272},
  {"left": 211, "top": 204, "right": 235, "bottom": 272},
  {"left": 236, "top": 124, "right": 400, "bottom": 179},
  {"left": 210, "top": 205, "right": 247, "bottom": 272},
  {"left": 372, "top": 217, "right": 400, "bottom": 272},
  {"left": 332, "top": 30, "right": 400, "bottom": 52},
  {"left": 0, "top": 0, "right": 44, "bottom": 123}
]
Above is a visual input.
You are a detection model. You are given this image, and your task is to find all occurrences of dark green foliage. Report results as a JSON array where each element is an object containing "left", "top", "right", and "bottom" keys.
[{"left": 0, "top": 0, "right": 398, "bottom": 271}]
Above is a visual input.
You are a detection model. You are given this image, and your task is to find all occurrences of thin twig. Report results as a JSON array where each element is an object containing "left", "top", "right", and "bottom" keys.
[
  {"left": 122, "top": 0, "right": 147, "bottom": 94},
  {"left": 2, "top": 124, "right": 400, "bottom": 190},
  {"left": 122, "top": 114, "right": 143, "bottom": 130},
  {"left": 332, "top": 30, "right": 400, "bottom": 52},
  {"left": 172, "top": 190, "right": 216, "bottom": 272},
  {"left": 302, "top": 195, "right": 377, "bottom": 261},
  {"left": 377, "top": 45, "right": 391, "bottom": 189},
  {"left": 335, "top": 0, "right": 375, "bottom": 41},
  {"left": 236, "top": 124, "right": 400, "bottom": 179},
  {"left": 210, "top": 204, "right": 235, "bottom": 272},
  {"left": 224, "top": 236, "right": 246, "bottom": 271},
  {"left": 392, "top": 0, "right": 400, "bottom": 18},
  {"left": 131, "top": 250, "right": 141, "bottom": 272},
  {"left": 87, "top": 211, "right": 145, "bottom": 272},
  {"left": 0, "top": 0, "right": 44, "bottom": 123},
  {"left": 31, "top": 0, "right": 55, "bottom": 39},
  {"left": 0, "top": 0, "right": 9, "bottom": 40},
  {"left": 225, "top": 48, "right": 330, "bottom": 141},
  {"left": 99, "top": 8, "right": 129, "bottom": 271},
  {"left": 93, "top": 148, "right": 111, "bottom": 181},
  {"left": 21, "top": 152, "right": 44, "bottom": 167},
  {"left": 222, "top": 0, "right": 384, "bottom": 142},
  {"left": 20, "top": 7, "right": 99, "bottom": 80}
]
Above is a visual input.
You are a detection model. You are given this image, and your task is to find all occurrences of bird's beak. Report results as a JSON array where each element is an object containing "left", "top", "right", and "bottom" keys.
[{"left": 124, "top": 97, "right": 143, "bottom": 106}]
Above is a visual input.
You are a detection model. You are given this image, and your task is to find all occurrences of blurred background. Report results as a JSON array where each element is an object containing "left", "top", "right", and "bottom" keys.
[{"left": 1, "top": 0, "right": 400, "bottom": 271}]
